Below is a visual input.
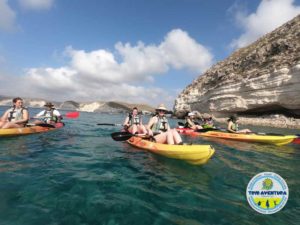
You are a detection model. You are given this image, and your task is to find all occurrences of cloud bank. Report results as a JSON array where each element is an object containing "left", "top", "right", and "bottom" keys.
[
  {"left": 231, "top": 0, "right": 300, "bottom": 48},
  {"left": 18, "top": 0, "right": 54, "bottom": 10},
  {"left": 2, "top": 29, "right": 213, "bottom": 106},
  {"left": 0, "top": 0, "right": 17, "bottom": 32}
]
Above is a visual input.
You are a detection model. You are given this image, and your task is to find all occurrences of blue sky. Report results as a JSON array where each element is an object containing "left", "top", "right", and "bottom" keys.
[{"left": 0, "top": 0, "right": 300, "bottom": 108}]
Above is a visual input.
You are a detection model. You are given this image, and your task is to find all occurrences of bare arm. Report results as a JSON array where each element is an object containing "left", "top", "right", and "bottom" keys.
[
  {"left": 146, "top": 117, "right": 156, "bottom": 136},
  {"left": 123, "top": 116, "right": 130, "bottom": 126},
  {"left": 187, "top": 118, "right": 194, "bottom": 127},
  {"left": 34, "top": 110, "right": 45, "bottom": 118}
]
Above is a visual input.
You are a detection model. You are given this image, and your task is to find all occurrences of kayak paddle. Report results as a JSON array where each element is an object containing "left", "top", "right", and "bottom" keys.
[
  {"left": 111, "top": 131, "right": 153, "bottom": 141},
  {"left": 97, "top": 123, "right": 122, "bottom": 126},
  {"left": 64, "top": 111, "right": 80, "bottom": 118},
  {"left": 111, "top": 131, "right": 135, "bottom": 141},
  {"left": 31, "top": 111, "right": 80, "bottom": 120}
]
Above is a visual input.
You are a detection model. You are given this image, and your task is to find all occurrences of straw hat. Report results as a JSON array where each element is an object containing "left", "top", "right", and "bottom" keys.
[
  {"left": 44, "top": 102, "right": 54, "bottom": 107},
  {"left": 203, "top": 113, "right": 212, "bottom": 119},
  {"left": 156, "top": 104, "right": 168, "bottom": 111}
]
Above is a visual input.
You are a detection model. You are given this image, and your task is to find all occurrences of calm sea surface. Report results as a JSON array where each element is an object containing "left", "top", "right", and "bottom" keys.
[{"left": 0, "top": 106, "right": 299, "bottom": 225}]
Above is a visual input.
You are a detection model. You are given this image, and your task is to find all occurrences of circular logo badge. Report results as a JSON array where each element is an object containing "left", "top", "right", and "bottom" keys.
[{"left": 246, "top": 172, "right": 288, "bottom": 214}]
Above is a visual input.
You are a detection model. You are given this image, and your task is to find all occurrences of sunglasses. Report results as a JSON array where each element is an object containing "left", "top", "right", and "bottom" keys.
[{"left": 157, "top": 110, "right": 166, "bottom": 113}]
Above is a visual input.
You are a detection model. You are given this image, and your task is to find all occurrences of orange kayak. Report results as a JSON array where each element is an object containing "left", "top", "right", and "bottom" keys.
[
  {"left": 0, "top": 123, "right": 64, "bottom": 137},
  {"left": 127, "top": 136, "right": 215, "bottom": 165}
]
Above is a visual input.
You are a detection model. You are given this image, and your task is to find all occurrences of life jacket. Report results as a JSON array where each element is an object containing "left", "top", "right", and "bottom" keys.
[
  {"left": 8, "top": 107, "right": 26, "bottom": 122},
  {"left": 202, "top": 119, "right": 214, "bottom": 129},
  {"left": 231, "top": 122, "right": 239, "bottom": 131},
  {"left": 128, "top": 113, "right": 141, "bottom": 125},
  {"left": 42, "top": 109, "right": 58, "bottom": 122},
  {"left": 151, "top": 115, "right": 168, "bottom": 133}
]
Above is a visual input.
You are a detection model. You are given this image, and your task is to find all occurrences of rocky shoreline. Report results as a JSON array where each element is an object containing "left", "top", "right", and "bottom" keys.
[{"left": 213, "top": 115, "right": 300, "bottom": 129}]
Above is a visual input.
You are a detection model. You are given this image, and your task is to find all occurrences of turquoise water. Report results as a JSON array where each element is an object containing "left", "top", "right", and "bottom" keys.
[{"left": 0, "top": 107, "right": 300, "bottom": 225}]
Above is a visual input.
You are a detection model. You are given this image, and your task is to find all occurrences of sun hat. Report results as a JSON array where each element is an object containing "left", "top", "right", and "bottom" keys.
[
  {"left": 188, "top": 112, "right": 195, "bottom": 116},
  {"left": 203, "top": 113, "right": 212, "bottom": 119},
  {"left": 156, "top": 104, "right": 168, "bottom": 111},
  {"left": 44, "top": 102, "right": 54, "bottom": 107}
]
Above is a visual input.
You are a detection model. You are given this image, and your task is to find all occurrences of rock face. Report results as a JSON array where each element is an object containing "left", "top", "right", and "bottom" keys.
[{"left": 174, "top": 15, "right": 300, "bottom": 127}]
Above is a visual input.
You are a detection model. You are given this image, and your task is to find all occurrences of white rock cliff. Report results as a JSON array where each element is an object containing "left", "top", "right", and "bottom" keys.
[{"left": 174, "top": 15, "right": 300, "bottom": 128}]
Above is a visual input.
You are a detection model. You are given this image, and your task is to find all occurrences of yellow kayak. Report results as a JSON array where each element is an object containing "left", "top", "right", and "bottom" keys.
[
  {"left": 0, "top": 123, "right": 64, "bottom": 137},
  {"left": 193, "top": 131, "right": 296, "bottom": 146},
  {"left": 127, "top": 136, "right": 215, "bottom": 165}
]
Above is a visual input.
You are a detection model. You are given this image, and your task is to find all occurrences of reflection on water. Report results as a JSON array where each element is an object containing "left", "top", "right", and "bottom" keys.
[{"left": 0, "top": 108, "right": 299, "bottom": 225}]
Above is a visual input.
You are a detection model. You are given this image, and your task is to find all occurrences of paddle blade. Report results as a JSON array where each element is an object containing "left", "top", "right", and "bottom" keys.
[
  {"left": 97, "top": 123, "right": 121, "bottom": 126},
  {"left": 178, "top": 122, "right": 185, "bottom": 127},
  {"left": 293, "top": 137, "right": 300, "bottom": 144},
  {"left": 111, "top": 132, "right": 133, "bottom": 141},
  {"left": 65, "top": 111, "right": 80, "bottom": 118}
]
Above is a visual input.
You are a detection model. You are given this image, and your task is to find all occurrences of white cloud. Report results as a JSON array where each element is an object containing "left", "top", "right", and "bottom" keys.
[
  {"left": 231, "top": 0, "right": 300, "bottom": 49},
  {"left": 0, "top": 0, "right": 17, "bottom": 32},
  {"left": 18, "top": 0, "right": 54, "bottom": 10},
  {"left": 1, "top": 29, "right": 213, "bottom": 106},
  {"left": 160, "top": 29, "right": 213, "bottom": 72}
]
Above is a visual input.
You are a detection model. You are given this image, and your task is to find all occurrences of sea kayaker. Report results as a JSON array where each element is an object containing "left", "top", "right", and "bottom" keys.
[
  {"left": 147, "top": 104, "right": 183, "bottom": 144},
  {"left": 0, "top": 97, "right": 29, "bottom": 129},
  {"left": 33, "top": 102, "right": 62, "bottom": 125},
  {"left": 201, "top": 113, "right": 215, "bottom": 129},
  {"left": 185, "top": 112, "right": 202, "bottom": 130},
  {"left": 123, "top": 107, "right": 147, "bottom": 135},
  {"left": 227, "top": 115, "right": 251, "bottom": 134}
]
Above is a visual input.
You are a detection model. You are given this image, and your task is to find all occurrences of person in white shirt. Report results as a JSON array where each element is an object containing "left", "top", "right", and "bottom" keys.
[
  {"left": 33, "top": 102, "right": 62, "bottom": 125},
  {"left": 0, "top": 97, "right": 29, "bottom": 129}
]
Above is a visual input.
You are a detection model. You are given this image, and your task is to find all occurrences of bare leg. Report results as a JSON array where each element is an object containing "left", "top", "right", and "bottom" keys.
[
  {"left": 131, "top": 125, "right": 138, "bottom": 134},
  {"left": 166, "top": 131, "right": 175, "bottom": 144},
  {"left": 33, "top": 120, "right": 44, "bottom": 125},
  {"left": 153, "top": 132, "right": 168, "bottom": 144},
  {"left": 171, "top": 129, "right": 182, "bottom": 144},
  {"left": 138, "top": 125, "right": 147, "bottom": 134},
  {"left": 238, "top": 129, "right": 252, "bottom": 134},
  {"left": 0, "top": 121, "right": 6, "bottom": 128},
  {"left": 2, "top": 122, "right": 23, "bottom": 129}
]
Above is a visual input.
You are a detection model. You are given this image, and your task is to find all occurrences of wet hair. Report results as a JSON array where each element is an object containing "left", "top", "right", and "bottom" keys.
[
  {"left": 13, "top": 97, "right": 23, "bottom": 103},
  {"left": 132, "top": 107, "right": 138, "bottom": 110}
]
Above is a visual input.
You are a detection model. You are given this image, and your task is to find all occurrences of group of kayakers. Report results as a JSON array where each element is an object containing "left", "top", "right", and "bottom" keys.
[
  {"left": 122, "top": 104, "right": 253, "bottom": 144},
  {"left": 123, "top": 104, "right": 183, "bottom": 145},
  {"left": 184, "top": 112, "right": 252, "bottom": 134},
  {"left": 0, "top": 97, "right": 62, "bottom": 129},
  {"left": 1, "top": 97, "right": 252, "bottom": 143}
]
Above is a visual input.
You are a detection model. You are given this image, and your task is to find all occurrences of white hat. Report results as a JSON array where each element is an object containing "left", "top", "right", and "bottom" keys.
[{"left": 188, "top": 112, "right": 195, "bottom": 116}]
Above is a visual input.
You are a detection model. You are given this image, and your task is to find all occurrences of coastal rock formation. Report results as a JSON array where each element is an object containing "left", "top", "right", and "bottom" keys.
[
  {"left": 0, "top": 96, "right": 154, "bottom": 113},
  {"left": 174, "top": 15, "right": 300, "bottom": 128}
]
